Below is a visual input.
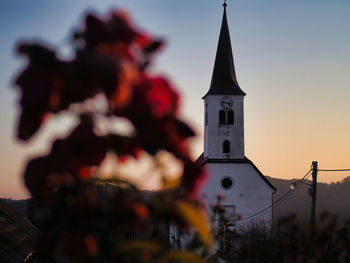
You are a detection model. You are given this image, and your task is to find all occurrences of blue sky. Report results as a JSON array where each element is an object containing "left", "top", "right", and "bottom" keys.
[{"left": 1, "top": 0, "right": 350, "bottom": 198}]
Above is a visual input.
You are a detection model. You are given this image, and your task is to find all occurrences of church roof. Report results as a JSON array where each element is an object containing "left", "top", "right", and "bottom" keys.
[
  {"left": 0, "top": 199, "right": 40, "bottom": 262},
  {"left": 203, "top": 4, "right": 246, "bottom": 98},
  {"left": 196, "top": 153, "right": 277, "bottom": 192}
]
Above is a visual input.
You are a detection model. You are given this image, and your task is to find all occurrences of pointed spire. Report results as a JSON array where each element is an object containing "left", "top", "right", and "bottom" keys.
[{"left": 203, "top": 3, "right": 246, "bottom": 98}]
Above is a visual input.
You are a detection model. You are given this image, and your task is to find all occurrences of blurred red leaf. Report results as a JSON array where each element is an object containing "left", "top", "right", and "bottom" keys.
[
  {"left": 181, "top": 158, "right": 206, "bottom": 195},
  {"left": 79, "top": 11, "right": 137, "bottom": 48},
  {"left": 14, "top": 44, "right": 63, "bottom": 140},
  {"left": 14, "top": 43, "right": 121, "bottom": 140},
  {"left": 50, "top": 121, "right": 107, "bottom": 177},
  {"left": 24, "top": 156, "right": 53, "bottom": 202}
]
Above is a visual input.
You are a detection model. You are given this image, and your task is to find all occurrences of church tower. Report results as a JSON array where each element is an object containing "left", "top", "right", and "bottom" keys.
[
  {"left": 199, "top": 3, "right": 276, "bottom": 229},
  {"left": 203, "top": 2, "right": 246, "bottom": 160}
]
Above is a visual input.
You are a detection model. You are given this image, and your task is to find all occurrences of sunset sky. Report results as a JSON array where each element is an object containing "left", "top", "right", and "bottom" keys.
[{"left": 1, "top": 0, "right": 350, "bottom": 199}]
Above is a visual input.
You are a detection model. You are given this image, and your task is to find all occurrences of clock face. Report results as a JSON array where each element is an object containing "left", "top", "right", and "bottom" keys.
[{"left": 220, "top": 96, "right": 233, "bottom": 109}]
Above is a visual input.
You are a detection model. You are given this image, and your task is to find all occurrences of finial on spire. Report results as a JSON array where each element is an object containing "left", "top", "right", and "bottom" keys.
[{"left": 223, "top": 0, "right": 227, "bottom": 8}]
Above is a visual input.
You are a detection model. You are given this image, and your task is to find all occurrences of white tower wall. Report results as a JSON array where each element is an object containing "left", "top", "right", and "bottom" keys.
[{"left": 204, "top": 95, "right": 244, "bottom": 159}]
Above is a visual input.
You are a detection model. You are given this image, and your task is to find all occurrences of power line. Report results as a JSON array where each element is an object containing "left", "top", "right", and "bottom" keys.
[
  {"left": 237, "top": 169, "right": 312, "bottom": 222},
  {"left": 318, "top": 169, "right": 350, "bottom": 172},
  {"left": 239, "top": 170, "right": 313, "bottom": 223},
  {"left": 235, "top": 165, "right": 350, "bottom": 223},
  {"left": 238, "top": 170, "right": 311, "bottom": 222}
]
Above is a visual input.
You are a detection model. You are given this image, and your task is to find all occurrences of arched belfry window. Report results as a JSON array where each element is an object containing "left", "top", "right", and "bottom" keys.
[
  {"left": 223, "top": 140, "right": 230, "bottom": 153},
  {"left": 219, "top": 110, "right": 225, "bottom": 124},
  {"left": 227, "top": 110, "right": 234, "bottom": 125}
]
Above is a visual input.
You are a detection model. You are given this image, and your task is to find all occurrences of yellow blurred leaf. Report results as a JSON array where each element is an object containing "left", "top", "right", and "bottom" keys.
[
  {"left": 176, "top": 201, "right": 213, "bottom": 247},
  {"left": 162, "top": 176, "right": 181, "bottom": 190},
  {"left": 160, "top": 251, "right": 207, "bottom": 263},
  {"left": 118, "top": 240, "right": 161, "bottom": 254}
]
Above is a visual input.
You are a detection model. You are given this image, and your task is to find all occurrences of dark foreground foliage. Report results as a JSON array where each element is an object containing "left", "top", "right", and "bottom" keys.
[
  {"left": 221, "top": 213, "right": 350, "bottom": 263},
  {"left": 14, "top": 9, "right": 212, "bottom": 263}
]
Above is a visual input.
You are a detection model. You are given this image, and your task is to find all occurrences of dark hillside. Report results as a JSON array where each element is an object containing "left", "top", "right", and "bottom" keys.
[
  {"left": 3, "top": 177, "right": 350, "bottom": 225},
  {"left": 269, "top": 176, "right": 350, "bottom": 223}
]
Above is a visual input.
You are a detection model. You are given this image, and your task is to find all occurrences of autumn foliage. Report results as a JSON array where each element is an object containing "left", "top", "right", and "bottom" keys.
[{"left": 14, "top": 10, "right": 211, "bottom": 262}]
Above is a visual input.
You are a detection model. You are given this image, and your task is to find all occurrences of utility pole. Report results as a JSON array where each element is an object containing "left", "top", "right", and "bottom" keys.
[{"left": 310, "top": 161, "right": 318, "bottom": 227}]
